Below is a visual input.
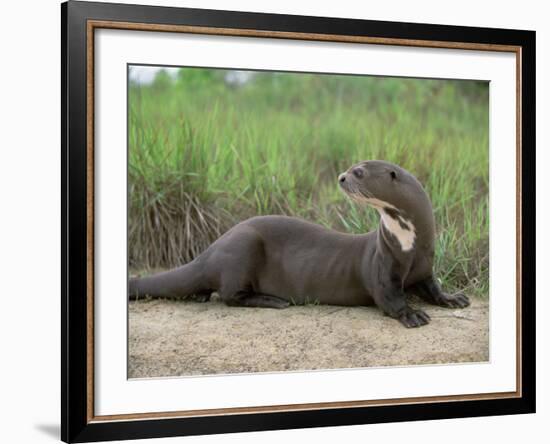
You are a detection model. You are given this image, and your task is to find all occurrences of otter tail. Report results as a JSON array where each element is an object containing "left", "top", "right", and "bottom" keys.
[{"left": 128, "top": 261, "right": 207, "bottom": 300}]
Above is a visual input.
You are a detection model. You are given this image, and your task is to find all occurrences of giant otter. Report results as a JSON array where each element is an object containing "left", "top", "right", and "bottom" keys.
[{"left": 129, "top": 160, "right": 470, "bottom": 327}]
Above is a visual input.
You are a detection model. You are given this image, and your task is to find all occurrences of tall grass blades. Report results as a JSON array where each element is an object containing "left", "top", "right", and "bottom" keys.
[{"left": 128, "top": 67, "right": 489, "bottom": 297}]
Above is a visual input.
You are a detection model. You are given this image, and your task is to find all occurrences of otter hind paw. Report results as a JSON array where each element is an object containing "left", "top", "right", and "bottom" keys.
[{"left": 188, "top": 293, "right": 212, "bottom": 303}]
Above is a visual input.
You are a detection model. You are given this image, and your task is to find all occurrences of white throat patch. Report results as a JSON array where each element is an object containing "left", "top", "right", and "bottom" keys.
[
  {"left": 357, "top": 197, "right": 416, "bottom": 251},
  {"left": 379, "top": 209, "right": 416, "bottom": 251}
]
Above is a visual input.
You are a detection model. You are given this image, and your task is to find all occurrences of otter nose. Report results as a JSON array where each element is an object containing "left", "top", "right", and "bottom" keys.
[{"left": 338, "top": 173, "right": 346, "bottom": 183}]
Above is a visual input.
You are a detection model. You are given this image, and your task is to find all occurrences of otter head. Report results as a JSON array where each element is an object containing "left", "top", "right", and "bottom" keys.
[{"left": 338, "top": 160, "right": 433, "bottom": 252}]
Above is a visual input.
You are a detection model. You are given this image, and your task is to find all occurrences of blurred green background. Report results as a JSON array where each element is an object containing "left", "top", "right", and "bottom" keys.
[{"left": 128, "top": 66, "right": 489, "bottom": 297}]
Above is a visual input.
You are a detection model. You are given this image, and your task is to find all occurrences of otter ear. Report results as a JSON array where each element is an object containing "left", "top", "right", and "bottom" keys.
[{"left": 390, "top": 171, "right": 397, "bottom": 180}]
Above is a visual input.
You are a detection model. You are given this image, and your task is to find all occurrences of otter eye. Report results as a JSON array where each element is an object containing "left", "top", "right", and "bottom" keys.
[
  {"left": 352, "top": 168, "right": 364, "bottom": 179},
  {"left": 390, "top": 171, "right": 397, "bottom": 180}
]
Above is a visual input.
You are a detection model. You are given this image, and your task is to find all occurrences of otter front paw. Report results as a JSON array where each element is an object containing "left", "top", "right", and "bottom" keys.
[
  {"left": 398, "top": 307, "right": 431, "bottom": 328},
  {"left": 436, "top": 292, "right": 470, "bottom": 309}
]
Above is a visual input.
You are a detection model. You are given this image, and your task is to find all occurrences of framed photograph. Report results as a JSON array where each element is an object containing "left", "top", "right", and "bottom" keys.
[{"left": 61, "top": 1, "right": 535, "bottom": 442}]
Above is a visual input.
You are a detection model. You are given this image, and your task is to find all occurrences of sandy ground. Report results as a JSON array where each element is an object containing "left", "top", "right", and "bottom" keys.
[{"left": 128, "top": 296, "right": 488, "bottom": 378}]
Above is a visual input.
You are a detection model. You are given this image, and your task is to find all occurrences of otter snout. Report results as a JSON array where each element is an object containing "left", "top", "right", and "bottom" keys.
[
  {"left": 338, "top": 166, "right": 364, "bottom": 186},
  {"left": 338, "top": 165, "right": 370, "bottom": 200},
  {"left": 338, "top": 172, "right": 351, "bottom": 193}
]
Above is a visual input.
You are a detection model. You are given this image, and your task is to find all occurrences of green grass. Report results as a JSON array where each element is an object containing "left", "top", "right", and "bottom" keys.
[{"left": 128, "top": 67, "right": 489, "bottom": 297}]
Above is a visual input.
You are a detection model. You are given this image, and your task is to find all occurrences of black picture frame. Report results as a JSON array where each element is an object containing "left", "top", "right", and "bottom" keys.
[{"left": 61, "top": 1, "right": 536, "bottom": 442}]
